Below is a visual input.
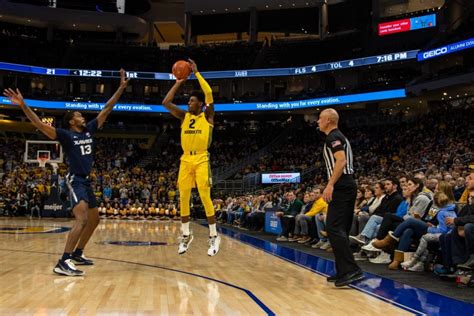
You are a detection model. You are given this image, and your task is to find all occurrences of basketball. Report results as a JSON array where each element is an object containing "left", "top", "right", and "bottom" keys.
[{"left": 172, "top": 60, "right": 192, "bottom": 80}]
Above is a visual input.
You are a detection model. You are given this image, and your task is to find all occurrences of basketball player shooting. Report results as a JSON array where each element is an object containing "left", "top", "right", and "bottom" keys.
[
  {"left": 162, "top": 59, "right": 221, "bottom": 256},
  {"left": 3, "top": 69, "right": 130, "bottom": 276}
]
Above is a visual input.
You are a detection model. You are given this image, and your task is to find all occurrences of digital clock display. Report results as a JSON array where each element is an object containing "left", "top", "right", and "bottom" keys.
[{"left": 70, "top": 70, "right": 104, "bottom": 77}]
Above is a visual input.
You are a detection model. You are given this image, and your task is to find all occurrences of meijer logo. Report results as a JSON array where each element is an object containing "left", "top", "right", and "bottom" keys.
[{"left": 423, "top": 47, "right": 448, "bottom": 59}]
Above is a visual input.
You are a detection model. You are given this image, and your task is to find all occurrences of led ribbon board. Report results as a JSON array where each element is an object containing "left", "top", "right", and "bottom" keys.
[
  {"left": 0, "top": 89, "right": 406, "bottom": 113},
  {"left": 0, "top": 50, "right": 418, "bottom": 80}
]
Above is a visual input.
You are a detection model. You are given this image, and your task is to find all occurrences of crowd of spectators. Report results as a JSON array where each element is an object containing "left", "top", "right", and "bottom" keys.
[
  {"left": 234, "top": 104, "right": 472, "bottom": 181},
  {"left": 0, "top": 102, "right": 472, "bottom": 288},
  {"left": 214, "top": 170, "right": 473, "bottom": 285}
]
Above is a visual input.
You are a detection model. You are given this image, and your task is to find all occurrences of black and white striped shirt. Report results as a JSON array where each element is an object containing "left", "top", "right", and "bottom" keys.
[{"left": 322, "top": 128, "right": 354, "bottom": 180}]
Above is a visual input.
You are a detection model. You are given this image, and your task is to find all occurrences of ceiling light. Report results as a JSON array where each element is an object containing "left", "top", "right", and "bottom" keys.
[{"left": 443, "top": 92, "right": 447, "bottom": 96}]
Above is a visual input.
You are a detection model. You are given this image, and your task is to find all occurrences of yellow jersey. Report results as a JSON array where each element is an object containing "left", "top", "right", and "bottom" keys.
[{"left": 181, "top": 112, "right": 213, "bottom": 155}]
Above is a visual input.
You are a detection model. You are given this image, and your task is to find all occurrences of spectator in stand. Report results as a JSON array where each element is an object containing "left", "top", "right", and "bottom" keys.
[
  {"left": 376, "top": 190, "right": 455, "bottom": 270},
  {"left": 103, "top": 184, "right": 112, "bottom": 202},
  {"left": 454, "top": 177, "right": 466, "bottom": 201},
  {"left": 438, "top": 173, "right": 474, "bottom": 274},
  {"left": 425, "top": 178, "right": 439, "bottom": 194},
  {"left": 29, "top": 195, "right": 42, "bottom": 218},
  {"left": 289, "top": 192, "right": 314, "bottom": 242},
  {"left": 291, "top": 188, "right": 327, "bottom": 244},
  {"left": 141, "top": 186, "right": 151, "bottom": 202},
  {"left": 350, "top": 178, "right": 402, "bottom": 247},
  {"left": 401, "top": 192, "right": 458, "bottom": 272},
  {"left": 242, "top": 195, "right": 265, "bottom": 230},
  {"left": 350, "top": 185, "right": 378, "bottom": 236},
  {"left": 276, "top": 191, "right": 303, "bottom": 241}
]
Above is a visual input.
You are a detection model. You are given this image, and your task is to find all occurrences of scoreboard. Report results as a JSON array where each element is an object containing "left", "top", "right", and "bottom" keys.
[{"left": 0, "top": 49, "right": 419, "bottom": 80}]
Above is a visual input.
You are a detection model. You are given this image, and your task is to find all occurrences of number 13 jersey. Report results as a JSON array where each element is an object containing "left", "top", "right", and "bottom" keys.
[{"left": 55, "top": 119, "right": 98, "bottom": 175}]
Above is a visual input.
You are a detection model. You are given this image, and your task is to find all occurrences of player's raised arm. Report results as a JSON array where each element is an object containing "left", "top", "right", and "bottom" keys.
[
  {"left": 3, "top": 88, "right": 56, "bottom": 140},
  {"left": 96, "top": 69, "right": 130, "bottom": 129},
  {"left": 189, "top": 59, "right": 214, "bottom": 124},
  {"left": 162, "top": 79, "right": 186, "bottom": 121}
]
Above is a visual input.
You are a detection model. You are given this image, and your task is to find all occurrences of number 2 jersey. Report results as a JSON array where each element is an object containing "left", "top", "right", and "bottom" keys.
[
  {"left": 55, "top": 119, "right": 98, "bottom": 176},
  {"left": 180, "top": 112, "right": 213, "bottom": 159}
]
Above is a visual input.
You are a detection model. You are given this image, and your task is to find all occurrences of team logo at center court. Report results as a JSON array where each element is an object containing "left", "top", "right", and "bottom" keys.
[
  {"left": 97, "top": 241, "right": 168, "bottom": 246},
  {"left": 0, "top": 226, "right": 71, "bottom": 234}
]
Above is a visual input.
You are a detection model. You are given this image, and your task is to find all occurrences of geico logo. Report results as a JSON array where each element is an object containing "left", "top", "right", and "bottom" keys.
[{"left": 423, "top": 47, "right": 448, "bottom": 58}]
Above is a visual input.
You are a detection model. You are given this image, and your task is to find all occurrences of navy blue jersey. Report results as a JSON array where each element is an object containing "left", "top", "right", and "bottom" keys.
[{"left": 55, "top": 119, "right": 98, "bottom": 175}]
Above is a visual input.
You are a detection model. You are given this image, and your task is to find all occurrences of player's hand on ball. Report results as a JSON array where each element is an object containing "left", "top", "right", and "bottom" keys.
[
  {"left": 322, "top": 184, "right": 334, "bottom": 203},
  {"left": 188, "top": 59, "right": 198, "bottom": 73}
]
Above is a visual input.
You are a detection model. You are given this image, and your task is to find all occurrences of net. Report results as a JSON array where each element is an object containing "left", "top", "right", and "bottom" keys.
[
  {"left": 37, "top": 150, "right": 50, "bottom": 168},
  {"left": 37, "top": 157, "right": 49, "bottom": 168}
]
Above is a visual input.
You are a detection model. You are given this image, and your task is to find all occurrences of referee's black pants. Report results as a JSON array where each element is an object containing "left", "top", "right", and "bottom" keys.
[{"left": 326, "top": 183, "right": 360, "bottom": 277}]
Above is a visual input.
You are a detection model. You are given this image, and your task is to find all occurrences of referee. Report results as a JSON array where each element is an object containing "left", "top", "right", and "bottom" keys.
[{"left": 318, "top": 108, "right": 364, "bottom": 287}]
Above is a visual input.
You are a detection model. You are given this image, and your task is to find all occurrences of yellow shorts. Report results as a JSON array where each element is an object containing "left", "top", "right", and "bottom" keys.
[{"left": 178, "top": 153, "right": 212, "bottom": 189}]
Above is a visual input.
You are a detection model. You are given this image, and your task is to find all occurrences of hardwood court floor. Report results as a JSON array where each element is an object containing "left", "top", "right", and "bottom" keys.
[{"left": 0, "top": 218, "right": 412, "bottom": 315}]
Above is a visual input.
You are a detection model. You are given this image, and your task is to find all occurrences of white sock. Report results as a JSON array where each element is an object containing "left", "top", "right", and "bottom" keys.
[
  {"left": 209, "top": 223, "right": 217, "bottom": 237},
  {"left": 182, "top": 222, "right": 190, "bottom": 236}
]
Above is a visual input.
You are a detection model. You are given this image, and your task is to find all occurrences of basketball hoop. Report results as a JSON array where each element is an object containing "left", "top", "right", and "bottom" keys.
[
  {"left": 37, "top": 156, "right": 49, "bottom": 168},
  {"left": 37, "top": 150, "right": 51, "bottom": 168}
]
